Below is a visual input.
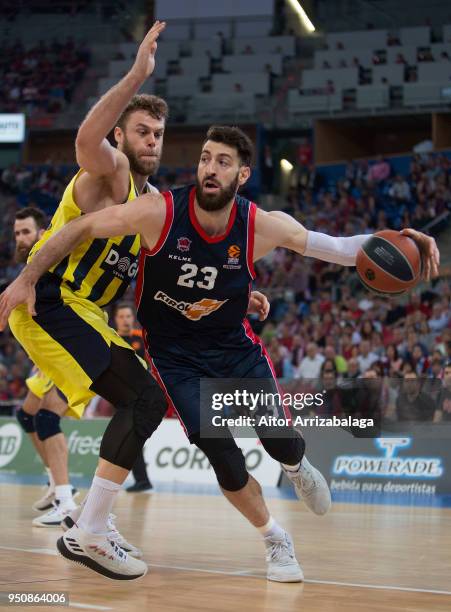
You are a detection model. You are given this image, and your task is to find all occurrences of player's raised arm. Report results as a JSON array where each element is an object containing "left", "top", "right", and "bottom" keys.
[
  {"left": 0, "top": 194, "right": 166, "bottom": 328},
  {"left": 75, "top": 20, "right": 165, "bottom": 178},
  {"left": 254, "top": 209, "right": 439, "bottom": 278}
]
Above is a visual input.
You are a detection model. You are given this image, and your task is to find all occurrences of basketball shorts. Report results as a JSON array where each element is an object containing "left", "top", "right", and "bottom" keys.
[
  {"left": 145, "top": 320, "right": 290, "bottom": 438},
  {"left": 25, "top": 369, "right": 54, "bottom": 399},
  {"left": 9, "top": 273, "right": 146, "bottom": 419}
]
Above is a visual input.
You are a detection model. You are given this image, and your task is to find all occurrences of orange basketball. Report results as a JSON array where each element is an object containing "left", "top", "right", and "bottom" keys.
[{"left": 356, "top": 229, "right": 422, "bottom": 295}]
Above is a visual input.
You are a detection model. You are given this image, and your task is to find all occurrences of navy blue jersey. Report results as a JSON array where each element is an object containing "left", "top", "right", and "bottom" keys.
[{"left": 135, "top": 185, "right": 256, "bottom": 342}]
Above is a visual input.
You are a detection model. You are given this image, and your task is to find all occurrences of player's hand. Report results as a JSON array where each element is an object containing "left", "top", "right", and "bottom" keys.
[
  {"left": 0, "top": 275, "right": 37, "bottom": 330},
  {"left": 248, "top": 290, "right": 270, "bottom": 321},
  {"left": 400, "top": 228, "right": 440, "bottom": 281},
  {"left": 131, "top": 20, "right": 166, "bottom": 81}
]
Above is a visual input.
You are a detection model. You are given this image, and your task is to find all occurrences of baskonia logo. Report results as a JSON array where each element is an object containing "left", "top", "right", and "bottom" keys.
[
  {"left": 0, "top": 423, "right": 23, "bottom": 468},
  {"left": 332, "top": 437, "right": 443, "bottom": 479}
]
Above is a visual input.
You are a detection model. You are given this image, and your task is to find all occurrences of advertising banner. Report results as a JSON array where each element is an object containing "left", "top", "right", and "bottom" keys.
[{"left": 0, "top": 417, "right": 280, "bottom": 487}]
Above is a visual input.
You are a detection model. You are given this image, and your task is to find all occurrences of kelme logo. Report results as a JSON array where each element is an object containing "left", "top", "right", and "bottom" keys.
[{"left": 0, "top": 423, "right": 23, "bottom": 467}]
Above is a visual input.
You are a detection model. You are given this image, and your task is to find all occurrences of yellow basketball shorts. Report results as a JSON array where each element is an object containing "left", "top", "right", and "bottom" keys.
[
  {"left": 25, "top": 369, "right": 54, "bottom": 399},
  {"left": 9, "top": 274, "right": 146, "bottom": 419}
]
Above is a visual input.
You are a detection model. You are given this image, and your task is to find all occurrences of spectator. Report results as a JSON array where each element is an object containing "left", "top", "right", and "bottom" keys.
[
  {"left": 298, "top": 342, "right": 324, "bottom": 380},
  {"left": 368, "top": 156, "right": 391, "bottom": 182},
  {"left": 433, "top": 363, "right": 451, "bottom": 422},
  {"left": 396, "top": 372, "right": 435, "bottom": 421},
  {"left": 389, "top": 174, "right": 411, "bottom": 203},
  {"left": 428, "top": 302, "right": 449, "bottom": 332},
  {"left": 357, "top": 340, "right": 378, "bottom": 373}
]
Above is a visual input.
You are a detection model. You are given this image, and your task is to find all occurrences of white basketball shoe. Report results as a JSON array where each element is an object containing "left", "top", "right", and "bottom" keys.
[
  {"left": 32, "top": 499, "right": 78, "bottom": 527},
  {"left": 282, "top": 456, "right": 331, "bottom": 515},
  {"left": 57, "top": 524, "right": 147, "bottom": 580},
  {"left": 265, "top": 531, "right": 304, "bottom": 582},
  {"left": 61, "top": 508, "right": 142, "bottom": 558}
]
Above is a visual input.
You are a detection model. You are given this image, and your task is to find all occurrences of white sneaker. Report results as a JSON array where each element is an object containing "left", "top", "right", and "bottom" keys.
[
  {"left": 32, "top": 486, "right": 55, "bottom": 512},
  {"left": 57, "top": 524, "right": 147, "bottom": 580},
  {"left": 32, "top": 486, "right": 79, "bottom": 512},
  {"left": 265, "top": 531, "right": 303, "bottom": 583},
  {"left": 106, "top": 514, "right": 143, "bottom": 559},
  {"left": 61, "top": 509, "right": 142, "bottom": 558},
  {"left": 282, "top": 456, "right": 332, "bottom": 516},
  {"left": 32, "top": 500, "right": 78, "bottom": 527}
]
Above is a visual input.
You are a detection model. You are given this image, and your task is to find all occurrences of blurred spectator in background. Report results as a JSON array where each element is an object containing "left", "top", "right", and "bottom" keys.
[
  {"left": 433, "top": 363, "right": 451, "bottom": 422},
  {"left": 368, "top": 156, "right": 391, "bottom": 182},
  {"left": 298, "top": 342, "right": 324, "bottom": 380},
  {"left": 396, "top": 372, "right": 435, "bottom": 421}
]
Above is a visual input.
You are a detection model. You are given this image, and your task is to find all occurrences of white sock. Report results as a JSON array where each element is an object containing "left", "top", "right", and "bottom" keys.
[
  {"left": 257, "top": 516, "right": 286, "bottom": 540},
  {"left": 77, "top": 476, "right": 121, "bottom": 534},
  {"left": 45, "top": 466, "right": 55, "bottom": 490},
  {"left": 282, "top": 462, "right": 301, "bottom": 473},
  {"left": 55, "top": 484, "right": 74, "bottom": 504}
]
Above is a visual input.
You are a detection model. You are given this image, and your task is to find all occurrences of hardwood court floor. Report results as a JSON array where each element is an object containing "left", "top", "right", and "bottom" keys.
[{"left": 0, "top": 484, "right": 450, "bottom": 612}]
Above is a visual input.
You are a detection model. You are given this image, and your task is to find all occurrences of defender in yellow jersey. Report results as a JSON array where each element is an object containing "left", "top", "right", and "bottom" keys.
[{"left": 10, "top": 169, "right": 145, "bottom": 419}]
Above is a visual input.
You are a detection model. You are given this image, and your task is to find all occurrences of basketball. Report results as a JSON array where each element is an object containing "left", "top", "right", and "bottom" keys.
[{"left": 356, "top": 230, "right": 422, "bottom": 295}]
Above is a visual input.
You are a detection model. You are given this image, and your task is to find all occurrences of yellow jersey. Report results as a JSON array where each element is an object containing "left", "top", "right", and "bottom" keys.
[{"left": 29, "top": 170, "right": 142, "bottom": 308}]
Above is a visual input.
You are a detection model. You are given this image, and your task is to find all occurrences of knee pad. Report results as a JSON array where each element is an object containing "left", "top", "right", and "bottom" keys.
[
  {"left": 192, "top": 434, "right": 249, "bottom": 492},
  {"left": 35, "top": 409, "right": 61, "bottom": 441},
  {"left": 132, "top": 382, "right": 168, "bottom": 440},
  {"left": 99, "top": 383, "right": 167, "bottom": 470},
  {"left": 16, "top": 408, "right": 36, "bottom": 434},
  {"left": 260, "top": 432, "right": 305, "bottom": 465}
]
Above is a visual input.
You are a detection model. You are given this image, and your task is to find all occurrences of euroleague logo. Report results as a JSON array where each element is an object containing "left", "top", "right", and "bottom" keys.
[
  {"left": 102, "top": 247, "right": 138, "bottom": 280},
  {"left": 224, "top": 244, "right": 241, "bottom": 270},
  {"left": 154, "top": 290, "right": 227, "bottom": 321}
]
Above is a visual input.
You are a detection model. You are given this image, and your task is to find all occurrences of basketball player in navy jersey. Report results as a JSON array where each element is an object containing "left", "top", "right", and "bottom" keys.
[{"left": 0, "top": 127, "right": 439, "bottom": 582}]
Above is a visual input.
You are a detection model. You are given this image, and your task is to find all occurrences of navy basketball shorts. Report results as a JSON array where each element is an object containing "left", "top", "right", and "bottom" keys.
[{"left": 144, "top": 321, "right": 292, "bottom": 438}]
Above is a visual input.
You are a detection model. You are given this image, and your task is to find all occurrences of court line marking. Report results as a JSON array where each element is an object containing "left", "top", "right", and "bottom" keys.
[{"left": 1, "top": 545, "right": 451, "bottom": 598}]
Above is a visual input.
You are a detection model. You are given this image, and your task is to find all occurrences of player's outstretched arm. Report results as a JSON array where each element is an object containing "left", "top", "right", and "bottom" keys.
[
  {"left": 75, "top": 20, "right": 165, "bottom": 177},
  {"left": 254, "top": 209, "right": 439, "bottom": 278},
  {"left": 0, "top": 195, "right": 165, "bottom": 329}
]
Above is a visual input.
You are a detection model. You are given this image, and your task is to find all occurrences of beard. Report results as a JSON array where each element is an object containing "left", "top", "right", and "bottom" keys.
[
  {"left": 121, "top": 138, "right": 160, "bottom": 178},
  {"left": 15, "top": 245, "right": 30, "bottom": 263},
  {"left": 195, "top": 172, "right": 239, "bottom": 212}
]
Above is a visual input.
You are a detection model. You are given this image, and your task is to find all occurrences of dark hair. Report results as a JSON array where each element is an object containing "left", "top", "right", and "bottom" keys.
[
  {"left": 117, "top": 94, "right": 169, "bottom": 130},
  {"left": 204, "top": 125, "right": 254, "bottom": 166},
  {"left": 15, "top": 207, "right": 47, "bottom": 230},
  {"left": 114, "top": 302, "right": 135, "bottom": 315}
]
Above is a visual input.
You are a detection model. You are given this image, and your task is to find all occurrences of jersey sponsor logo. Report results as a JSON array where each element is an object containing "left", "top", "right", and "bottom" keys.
[
  {"left": 224, "top": 244, "right": 241, "bottom": 270},
  {"left": 177, "top": 237, "right": 192, "bottom": 252},
  {"left": 102, "top": 247, "right": 138, "bottom": 280},
  {"left": 154, "top": 290, "right": 227, "bottom": 321},
  {"left": 169, "top": 254, "right": 192, "bottom": 262}
]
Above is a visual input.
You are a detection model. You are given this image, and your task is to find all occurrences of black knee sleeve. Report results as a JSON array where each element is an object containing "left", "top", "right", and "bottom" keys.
[
  {"left": 191, "top": 432, "right": 249, "bottom": 492},
  {"left": 92, "top": 346, "right": 168, "bottom": 470},
  {"left": 99, "top": 409, "right": 146, "bottom": 471},
  {"left": 259, "top": 431, "right": 305, "bottom": 465},
  {"left": 17, "top": 407, "right": 36, "bottom": 433},
  {"left": 99, "top": 384, "right": 167, "bottom": 470},
  {"left": 35, "top": 409, "right": 61, "bottom": 441}
]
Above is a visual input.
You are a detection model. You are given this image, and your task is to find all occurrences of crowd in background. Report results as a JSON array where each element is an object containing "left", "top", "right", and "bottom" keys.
[
  {"left": 0, "top": 37, "right": 91, "bottom": 115},
  {"left": 0, "top": 152, "right": 450, "bottom": 422},
  {"left": 278, "top": 152, "right": 451, "bottom": 235}
]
